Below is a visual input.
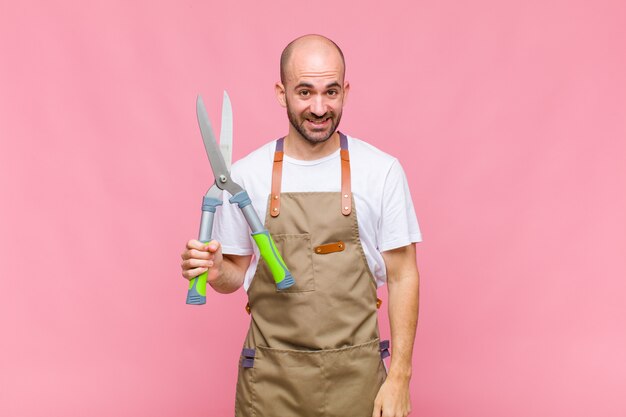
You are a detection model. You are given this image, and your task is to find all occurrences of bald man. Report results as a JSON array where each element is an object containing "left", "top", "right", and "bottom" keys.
[{"left": 181, "top": 35, "right": 421, "bottom": 417}]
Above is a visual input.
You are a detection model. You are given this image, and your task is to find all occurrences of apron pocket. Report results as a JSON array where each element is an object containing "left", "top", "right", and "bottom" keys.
[
  {"left": 242, "top": 340, "right": 385, "bottom": 417},
  {"left": 323, "top": 339, "right": 387, "bottom": 417},
  {"left": 250, "top": 345, "right": 325, "bottom": 416},
  {"left": 257, "top": 233, "right": 315, "bottom": 293}
]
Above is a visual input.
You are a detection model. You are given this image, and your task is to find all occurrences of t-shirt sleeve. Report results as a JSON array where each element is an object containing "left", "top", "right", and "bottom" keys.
[
  {"left": 212, "top": 189, "right": 255, "bottom": 255},
  {"left": 378, "top": 159, "right": 422, "bottom": 252}
]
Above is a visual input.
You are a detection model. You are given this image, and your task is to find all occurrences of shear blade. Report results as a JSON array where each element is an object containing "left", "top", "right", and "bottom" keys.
[{"left": 196, "top": 94, "right": 242, "bottom": 196}]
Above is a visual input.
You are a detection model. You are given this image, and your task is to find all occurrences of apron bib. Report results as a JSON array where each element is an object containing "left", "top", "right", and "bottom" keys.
[{"left": 235, "top": 133, "right": 388, "bottom": 417}]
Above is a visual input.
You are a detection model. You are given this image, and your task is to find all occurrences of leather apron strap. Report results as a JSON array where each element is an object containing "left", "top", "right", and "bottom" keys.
[
  {"left": 339, "top": 133, "right": 352, "bottom": 216},
  {"left": 269, "top": 139, "right": 284, "bottom": 217},
  {"left": 270, "top": 132, "right": 352, "bottom": 217}
]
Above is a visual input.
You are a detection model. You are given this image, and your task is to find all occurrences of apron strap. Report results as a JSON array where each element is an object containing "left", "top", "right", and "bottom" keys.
[
  {"left": 270, "top": 138, "right": 284, "bottom": 217},
  {"left": 339, "top": 132, "right": 352, "bottom": 216},
  {"left": 270, "top": 133, "right": 352, "bottom": 218}
]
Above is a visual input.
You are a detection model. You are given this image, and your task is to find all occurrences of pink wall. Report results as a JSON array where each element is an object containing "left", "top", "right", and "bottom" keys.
[{"left": 1, "top": 1, "right": 625, "bottom": 416}]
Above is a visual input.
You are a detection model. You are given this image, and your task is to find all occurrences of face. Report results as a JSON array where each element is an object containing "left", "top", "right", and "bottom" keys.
[
  {"left": 277, "top": 46, "right": 349, "bottom": 144},
  {"left": 284, "top": 80, "right": 345, "bottom": 144}
]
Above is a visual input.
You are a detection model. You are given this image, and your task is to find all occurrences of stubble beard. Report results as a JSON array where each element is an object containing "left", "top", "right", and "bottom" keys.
[{"left": 286, "top": 102, "right": 343, "bottom": 145}]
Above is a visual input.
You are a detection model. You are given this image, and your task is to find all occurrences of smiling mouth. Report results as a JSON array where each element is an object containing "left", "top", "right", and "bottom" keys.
[{"left": 306, "top": 118, "right": 330, "bottom": 127}]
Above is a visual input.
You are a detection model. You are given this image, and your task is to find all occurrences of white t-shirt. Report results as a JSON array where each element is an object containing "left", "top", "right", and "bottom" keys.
[{"left": 212, "top": 135, "right": 422, "bottom": 291}]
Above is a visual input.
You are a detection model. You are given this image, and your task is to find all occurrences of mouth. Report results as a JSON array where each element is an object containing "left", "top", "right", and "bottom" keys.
[{"left": 305, "top": 117, "right": 331, "bottom": 129}]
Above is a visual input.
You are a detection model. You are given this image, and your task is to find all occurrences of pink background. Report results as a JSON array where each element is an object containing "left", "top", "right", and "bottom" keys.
[{"left": 1, "top": 1, "right": 625, "bottom": 416}]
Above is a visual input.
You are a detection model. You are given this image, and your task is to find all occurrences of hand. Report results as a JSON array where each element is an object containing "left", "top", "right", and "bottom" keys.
[
  {"left": 372, "top": 377, "right": 412, "bottom": 417},
  {"left": 180, "top": 239, "right": 223, "bottom": 283}
]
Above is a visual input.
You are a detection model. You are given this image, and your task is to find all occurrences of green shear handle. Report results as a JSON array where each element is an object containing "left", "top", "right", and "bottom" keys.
[
  {"left": 186, "top": 196, "right": 222, "bottom": 305},
  {"left": 231, "top": 191, "right": 294, "bottom": 289}
]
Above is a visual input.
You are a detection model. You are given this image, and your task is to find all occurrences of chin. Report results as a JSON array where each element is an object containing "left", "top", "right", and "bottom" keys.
[
  {"left": 304, "top": 133, "right": 333, "bottom": 144},
  {"left": 302, "top": 126, "right": 337, "bottom": 143}
]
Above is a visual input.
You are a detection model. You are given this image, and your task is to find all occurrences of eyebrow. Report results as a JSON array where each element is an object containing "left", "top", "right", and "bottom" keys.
[
  {"left": 294, "top": 81, "right": 342, "bottom": 90},
  {"left": 294, "top": 82, "right": 314, "bottom": 89}
]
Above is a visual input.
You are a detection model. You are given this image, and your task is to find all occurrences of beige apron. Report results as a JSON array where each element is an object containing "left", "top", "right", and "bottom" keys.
[{"left": 235, "top": 133, "right": 389, "bottom": 417}]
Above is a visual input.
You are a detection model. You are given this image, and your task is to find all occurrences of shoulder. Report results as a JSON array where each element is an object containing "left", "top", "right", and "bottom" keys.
[{"left": 347, "top": 134, "right": 399, "bottom": 177}]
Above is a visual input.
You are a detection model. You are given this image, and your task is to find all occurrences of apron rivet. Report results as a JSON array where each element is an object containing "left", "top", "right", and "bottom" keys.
[
  {"left": 344, "top": 194, "right": 348, "bottom": 198},
  {"left": 274, "top": 195, "right": 279, "bottom": 200},
  {"left": 344, "top": 206, "right": 349, "bottom": 210},
  {"left": 273, "top": 207, "right": 278, "bottom": 212}
]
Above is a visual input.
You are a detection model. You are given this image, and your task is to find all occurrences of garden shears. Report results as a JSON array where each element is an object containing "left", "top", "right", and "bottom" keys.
[{"left": 186, "top": 92, "right": 294, "bottom": 305}]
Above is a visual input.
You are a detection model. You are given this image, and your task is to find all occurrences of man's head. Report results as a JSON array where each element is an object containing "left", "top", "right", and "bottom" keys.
[{"left": 276, "top": 35, "right": 349, "bottom": 145}]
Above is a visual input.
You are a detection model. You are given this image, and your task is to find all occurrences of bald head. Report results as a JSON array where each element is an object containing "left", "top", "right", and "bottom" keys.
[{"left": 280, "top": 35, "right": 345, "bottom": 84}]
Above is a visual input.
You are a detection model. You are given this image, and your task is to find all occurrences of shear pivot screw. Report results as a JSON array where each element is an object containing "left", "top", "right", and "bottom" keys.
[{"left": 219, "top": 175, "right": 227, "bottom": 183}]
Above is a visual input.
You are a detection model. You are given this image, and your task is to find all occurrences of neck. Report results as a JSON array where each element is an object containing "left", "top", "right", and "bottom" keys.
[{"left": 284, "top": 130, "right": 340, "bottom": 161}]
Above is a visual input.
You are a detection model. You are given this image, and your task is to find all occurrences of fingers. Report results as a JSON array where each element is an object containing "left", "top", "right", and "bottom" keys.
[
  {"left": 373, "top": 398, "right": 410, "bottom": 417},
  {"left": 181, "top": 240, "right": 210, "bottom": 281},
  {"left": 182, "top": 240, "right": 221, "bottom": 258},
  {"left": 181, "top": 239, "right": 223, "bottom": 280},
  {"left": 182, "top": 257, "right": 213, "bottom": 269},
  {"left": 185, "top": 239, "right": 208, "bottom": 251},
  {"left": 181, "top": 248, "right": 212, "bottom": 261},
  {"left": 372, "top": 399, "right": 382, "bottom": 417},
  {"left": 181, "top": 266, "right": 208, "bottom": 280}
]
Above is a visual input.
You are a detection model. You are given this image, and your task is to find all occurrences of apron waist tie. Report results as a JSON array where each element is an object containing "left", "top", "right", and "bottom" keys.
[{"left": 247, "top": 298, "right": 381, "bottom": 313}]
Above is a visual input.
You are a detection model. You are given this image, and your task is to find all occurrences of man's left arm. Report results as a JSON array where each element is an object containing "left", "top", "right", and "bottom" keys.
[{"left": 372, "top": 243, "right": 419, "bottom": 417}]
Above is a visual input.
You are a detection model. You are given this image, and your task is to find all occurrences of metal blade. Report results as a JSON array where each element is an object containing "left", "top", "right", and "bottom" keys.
[
  {"left": 196, "top": 95, "right": 243, "bottom": 196},
  {"left": 220, "top": 91, "right": 233, "bottom": 171}
]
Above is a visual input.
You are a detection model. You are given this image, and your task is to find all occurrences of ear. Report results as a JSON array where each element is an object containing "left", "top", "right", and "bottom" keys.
[
  {"left": 275, "top": 82, "right": 287, "bottom": 108},
  {"left": 342, "top": 81, "right": 350, "bottom": 104}
]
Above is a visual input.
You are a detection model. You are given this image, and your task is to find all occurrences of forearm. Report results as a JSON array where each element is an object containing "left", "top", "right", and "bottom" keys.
[
  {"left": 209, "top": 254, "right": 250, "bottom": 294},
  {"left": 386, "top": 251, "right": 420, "bottom": 382}
]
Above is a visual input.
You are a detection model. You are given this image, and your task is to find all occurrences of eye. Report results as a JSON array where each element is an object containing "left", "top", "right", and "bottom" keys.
[
  {"left": 298, "top": 90, "right": 310, "bottom": 97},
  {"left": 327, "top": 89, "right": 339, "bottom": 96}
]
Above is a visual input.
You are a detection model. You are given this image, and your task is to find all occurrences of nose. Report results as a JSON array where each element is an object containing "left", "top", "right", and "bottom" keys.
[{"left": 309, "top": 95, "right": 326, "bottom": 117}]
